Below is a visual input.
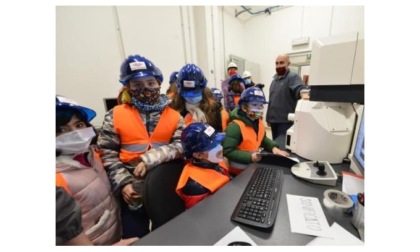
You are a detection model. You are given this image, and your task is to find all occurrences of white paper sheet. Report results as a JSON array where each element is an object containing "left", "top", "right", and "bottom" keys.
[
  {"left": 214, "top": 226, "right": 257, "bottom": 246},
  {"left": 306, "top": 222, "right": 364, "bottom": 246},
  {"left": 286, "top": 194, "right": 333, "bottom": 238},
  {"left": 342, "top": 171, "right": 364, "bottom": 195},
  {"left": 289, "top": 157, "right": 300, "bottom": 163}
]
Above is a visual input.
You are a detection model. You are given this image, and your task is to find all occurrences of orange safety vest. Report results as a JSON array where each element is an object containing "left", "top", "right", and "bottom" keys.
[
  {"left": 221, "top": 108, "right": 229, "bottom": 130},
  {"left": 233, "top": 95, "right": 240, "bottom": 105},
  {"left": 176, "top": 161, "right": 229, "bottom": 196},
  {"left": 113, "top": 104, "right": 180, "bottom": 163},
  {"left": 228, "top": 119, "right": 265, "bottom": 175}
]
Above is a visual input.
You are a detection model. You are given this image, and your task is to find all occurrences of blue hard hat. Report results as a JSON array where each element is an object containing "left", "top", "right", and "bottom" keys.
[
  {"left": 181, "top": 122, "right": 225, "bottom": 159},
  {"left": 56, "top": 95, "right": 96, "bottom": 122},
  {"left": 177, "top": 64, "right": 207, "bottom": 99},
  {"left": 228, "top": 74, "right": 244, "bottom": 85},
  {"left": 238, "top": 87, "right": 267, "bottom": 106},
  {"left": 169, "top": 71, "right": 178, "bottom": 84},
  {"left": 119, "top": 55, "right": 163, "bottom": 85},
  {"left": 210, "top": 87, "right": 224, "bottom": 100}
]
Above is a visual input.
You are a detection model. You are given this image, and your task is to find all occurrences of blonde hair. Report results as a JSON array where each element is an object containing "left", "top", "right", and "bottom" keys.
[{"left": 120, "top": 88, "right": 132, "bottom": 104}]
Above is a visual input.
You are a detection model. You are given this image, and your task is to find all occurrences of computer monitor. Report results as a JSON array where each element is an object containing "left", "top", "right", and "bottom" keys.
[
  {"left": 103, "top": 98, "right": 118, "bottom": 112},
  {"left": 349, "top": 107, "right": 365, "bottom": 175}
]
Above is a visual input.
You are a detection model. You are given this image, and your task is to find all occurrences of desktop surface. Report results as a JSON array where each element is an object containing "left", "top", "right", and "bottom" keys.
[{"left": 133, "top": 162, "right": 358, "bottom": 246}]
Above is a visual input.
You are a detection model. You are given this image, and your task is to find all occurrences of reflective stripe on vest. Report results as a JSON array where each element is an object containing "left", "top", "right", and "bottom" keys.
[
  {"left": 228, "top": 119, "right": 265, "bottom": 174},
  {"left": 113, "top": 104, "right": 180, "bottom": 163}
]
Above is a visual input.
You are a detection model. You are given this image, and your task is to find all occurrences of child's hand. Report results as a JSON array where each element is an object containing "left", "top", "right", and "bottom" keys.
[
  {"left": 251, "top": 152, "right": 262, "bottom": 163},
  {"left": 121, "top": 183, "right": 141, "bottom": 205},
  {"left": 133, "top": 161, "right": 147, "bottom": 178},
  {"left": 272, "top": 147, "right": 290, "bottom": 157},
  {"left": 112, "top": 237, "right": 139, "bottom": 246}
]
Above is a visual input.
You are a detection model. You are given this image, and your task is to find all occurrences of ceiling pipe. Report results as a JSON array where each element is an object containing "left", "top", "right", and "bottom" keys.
[{"left": 235, "top": 5, "right": 283, "bottom": 18}]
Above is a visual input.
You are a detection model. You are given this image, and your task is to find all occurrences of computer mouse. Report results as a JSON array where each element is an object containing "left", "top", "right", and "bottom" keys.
[{"left": 228, "top": 241, "right": 252, "bottom": 246}]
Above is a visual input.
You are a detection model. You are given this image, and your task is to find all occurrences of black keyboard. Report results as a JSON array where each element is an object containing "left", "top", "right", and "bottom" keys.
[{"left": 231, "top": 166, "right": 284, "bottom": 229}]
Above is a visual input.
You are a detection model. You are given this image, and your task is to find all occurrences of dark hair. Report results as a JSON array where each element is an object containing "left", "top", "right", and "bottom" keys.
[
  {"left": 255, "top": 83, "right": 265, "bottom": 89},
  {"left": 56, "top": 108, "right": 88, "bottom": 134},
  {"left": 229, "top": 80, "right": 244, "bottom": 93},
  {"left": 56, "top": 108, "right": 98, "bottom": 156}
]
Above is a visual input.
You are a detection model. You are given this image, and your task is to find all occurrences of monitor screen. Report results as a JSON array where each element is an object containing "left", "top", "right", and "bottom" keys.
[
  {"left": 353, "top": 109, "right": 365, "bottom": 171},
  {"left": 348, "top": 107, "right": 365, "bottom": 176},
  {"left": 103, "top": 98, "right": 118, "bottom": 112}
]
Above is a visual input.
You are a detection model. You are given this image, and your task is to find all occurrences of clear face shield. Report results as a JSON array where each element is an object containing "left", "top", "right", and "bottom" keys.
[{"left": 245, "top": 102, "right": 265, "bottom": 120}]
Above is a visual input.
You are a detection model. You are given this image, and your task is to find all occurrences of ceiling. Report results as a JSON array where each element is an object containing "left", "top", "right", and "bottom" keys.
[{"left": 223, "top": 6, "right": 288, "bottom": 22}]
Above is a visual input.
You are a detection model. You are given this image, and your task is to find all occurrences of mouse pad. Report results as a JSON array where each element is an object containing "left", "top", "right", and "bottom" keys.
[{"left": 214, "top": 226, "right": 257, "bottom": 246}]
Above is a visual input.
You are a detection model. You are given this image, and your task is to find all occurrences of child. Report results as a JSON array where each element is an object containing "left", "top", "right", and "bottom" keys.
[
  {"left": 170, "top": 63, "right": 228, "bottom": 132},
  {"left": 56, "top": 95, "right": 123, "bottom": 245},
  {"left": 166, "top": 71, "right": 179, "bottom": 99},
  {"left": 176, "top": 122, "right": 231, "bottom": 209},
  {"left": 210, "top": 87, "right": 229, "bottom": 130},
  {"left": 222, "top": 87, "right": 289, "bottom": 175},
  {"left": 97, "top": 54, "right": 184, "bottom": 238},
  {"left": 226, "top": 74, "right": 245, "bottom": 112}
]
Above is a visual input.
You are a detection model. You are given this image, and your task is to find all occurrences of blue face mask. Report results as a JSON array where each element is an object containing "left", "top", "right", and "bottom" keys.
[
  {"left": 244, "top": 79, "right": 251, "bottom": 85},
  {"left": 184, "top": 95, "right": 202, "bottom": 105}
]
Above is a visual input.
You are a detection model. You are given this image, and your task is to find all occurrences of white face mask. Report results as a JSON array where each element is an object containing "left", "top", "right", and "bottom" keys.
[
  {"left": 56, "top": 127, "right": 96, "bottom": 155},
  {"left": 206, "top": 144, "right": 223, "bottom": 163}
]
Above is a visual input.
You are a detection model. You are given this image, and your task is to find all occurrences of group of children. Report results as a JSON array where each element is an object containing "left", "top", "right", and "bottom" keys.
[{"left": 55, "top": 54, "right": 289, "bottom": 245}]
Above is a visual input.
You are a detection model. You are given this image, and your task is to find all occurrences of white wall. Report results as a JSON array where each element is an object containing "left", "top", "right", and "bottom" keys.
[
  {"left": 56, "top": 6, "right": 122, "bottom": 127},
  {"left": 56, "top": 6, "right": 364, "bottom": 127},
  {"left": 57, "top": 6, "right": 194, "bottom": 126},
  {"left": 243, "top": 6, "right": 364, "bottom": 98},
  {"left": 193, "top": 7, "right": 209, "bottom": 79},
  {"left": 116, "top": 6, "right": 187, "bottom": 91}
]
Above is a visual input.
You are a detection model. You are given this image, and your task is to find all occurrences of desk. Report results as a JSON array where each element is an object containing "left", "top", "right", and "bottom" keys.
[{"left": 133, "top": 161, "right": 359, "bottom": 245}]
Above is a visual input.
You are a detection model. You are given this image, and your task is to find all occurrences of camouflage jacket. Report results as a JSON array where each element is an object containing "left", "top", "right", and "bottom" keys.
[{"left": 97, "top": 102, "right": 185, "bottom": 195}]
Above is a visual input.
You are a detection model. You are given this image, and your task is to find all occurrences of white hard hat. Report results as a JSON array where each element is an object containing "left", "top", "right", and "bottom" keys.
[
  {"left": 227, "top": 62, "right": 238, "bottom": 70},
  {"left": 242, "top": 71, "right": 252, "bottom": 78}
]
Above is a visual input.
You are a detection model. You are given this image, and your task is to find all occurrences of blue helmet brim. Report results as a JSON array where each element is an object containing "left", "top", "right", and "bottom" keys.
[
  {"left": 121, "top": 72, "right": 163, "bottom": 85},
  {"left": 205, "top": 132, "right": 226, "bottom": 151},
  {"left": 180, "top": 89, "right": 203, "bottom": 98},
  {"left": 56, "top": 103, "right": 97, "bottom": 122}
]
